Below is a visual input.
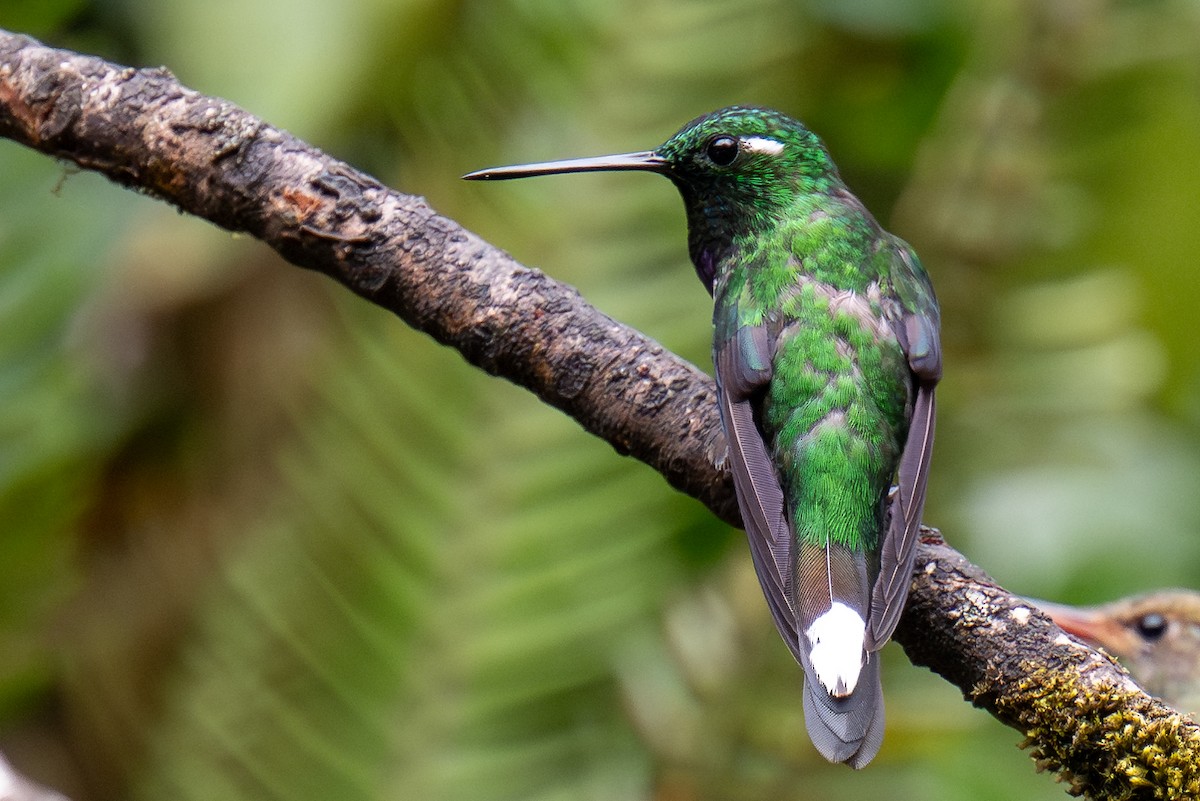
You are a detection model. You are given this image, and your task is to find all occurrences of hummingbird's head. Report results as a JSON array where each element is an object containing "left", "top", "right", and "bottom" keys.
[
  {"left": 463, "top": 106, "right": 840, "bottom": 289},
  {"left": 464, "top": 105, "right": 838, "bottom": 216},
  {"left": 649, "top": 107, "right": 842, "bottom": 279},
  {"left": 654, "top": 105, "right": 840, "bottom": 220}
]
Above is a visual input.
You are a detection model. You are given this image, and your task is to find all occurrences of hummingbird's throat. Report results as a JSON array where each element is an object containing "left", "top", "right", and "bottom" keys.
[{"left": 805, "top": 603, "right": 867, "bottom": 697}]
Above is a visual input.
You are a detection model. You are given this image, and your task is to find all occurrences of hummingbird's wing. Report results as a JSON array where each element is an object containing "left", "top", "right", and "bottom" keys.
[
  {"left": 868, "top": 243, "right": 942, "bottom": 649},
  {"left": 712, "top": 320, "right": 800, "bottom": 662}
]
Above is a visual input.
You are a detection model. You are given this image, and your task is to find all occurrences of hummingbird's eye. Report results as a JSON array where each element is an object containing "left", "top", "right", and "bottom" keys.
[
  {"left": 705, "top": 136, "right": 739, "bottom": 166},
  {"left": 1136, "top": 613, "right": 1168, "bottom": 641}
]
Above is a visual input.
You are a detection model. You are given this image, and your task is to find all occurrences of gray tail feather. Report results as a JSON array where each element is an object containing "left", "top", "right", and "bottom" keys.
[{"left": 801, "top": 655, "right": 885, "bottom": 769}]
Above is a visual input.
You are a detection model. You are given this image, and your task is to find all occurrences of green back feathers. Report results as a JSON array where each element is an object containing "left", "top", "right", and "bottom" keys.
[{"left": 763, "top": 285, "right": 909, "bottom": 551}]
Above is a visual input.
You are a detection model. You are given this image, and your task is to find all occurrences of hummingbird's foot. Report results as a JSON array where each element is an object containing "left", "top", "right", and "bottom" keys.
[{"left": 707, "top": 429, "right": 730, "bottom": 471}]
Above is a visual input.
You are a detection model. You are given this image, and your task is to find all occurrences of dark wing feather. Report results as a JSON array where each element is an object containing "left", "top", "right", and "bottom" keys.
[
  {"left": 868, "top": 244, "right": 942, "bottom": 650},
  {"left": 713, "top": 325, "right": 799, "bottom": 662},
  {"left": 867, "top": 382, "right": 935, "bottom": 648}
]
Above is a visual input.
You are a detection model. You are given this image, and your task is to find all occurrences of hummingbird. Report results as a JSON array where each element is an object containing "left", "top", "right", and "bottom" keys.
[
  {"left": 1036, "top": 591, "right": 1200, "bottom": 713},
  {"left": 464, "top": 106, "right": 941, "bottom": 768}
]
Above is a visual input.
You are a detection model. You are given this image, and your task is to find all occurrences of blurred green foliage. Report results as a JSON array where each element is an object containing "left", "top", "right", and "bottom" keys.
[{"left": 2, "top": 1, "right": 1200, "bottom": 799}]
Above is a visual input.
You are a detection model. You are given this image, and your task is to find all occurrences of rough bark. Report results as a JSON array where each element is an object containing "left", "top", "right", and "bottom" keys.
[
  {"left": 2, "top": 29, "right": 1197, "bottom": 799},
  {"left": 903, "top": 530, "right": 1200, "bottom": 799}
]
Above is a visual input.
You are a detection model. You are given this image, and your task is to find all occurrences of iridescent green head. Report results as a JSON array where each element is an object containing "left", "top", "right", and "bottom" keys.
[
  {"left": 464, "top": 105, "right": 841, "bottom": 290},
  {"left": 655, "top": 105, "right": 839, "bottom": 211}
]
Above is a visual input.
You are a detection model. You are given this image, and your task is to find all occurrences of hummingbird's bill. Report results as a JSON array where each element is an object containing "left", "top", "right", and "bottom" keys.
[
  {"left": 463, "top": 151, "right": 669, "bottom": 180},
  {"left": 1031, "top": 599, "right": 1112, "bottom": 641}
]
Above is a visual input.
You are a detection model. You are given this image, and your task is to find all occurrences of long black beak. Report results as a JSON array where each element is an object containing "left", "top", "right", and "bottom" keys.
[{"left": 463, "top": 151, "right": 669, "bottom": 180}]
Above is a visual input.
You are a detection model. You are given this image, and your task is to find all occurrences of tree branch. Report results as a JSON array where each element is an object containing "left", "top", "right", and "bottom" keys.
[{"left": 2, "top": 29, "right": 1197, "bottom": 798}]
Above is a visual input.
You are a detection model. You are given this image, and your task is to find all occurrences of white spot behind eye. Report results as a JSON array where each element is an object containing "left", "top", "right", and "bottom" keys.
[{"left": 743, "top": 136, "right": 785, "bottom": 156}]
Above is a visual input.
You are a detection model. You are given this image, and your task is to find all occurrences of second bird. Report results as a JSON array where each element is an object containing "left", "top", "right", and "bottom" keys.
[{"left": 465, "top": 106, "right": 941, "bottom": 768}]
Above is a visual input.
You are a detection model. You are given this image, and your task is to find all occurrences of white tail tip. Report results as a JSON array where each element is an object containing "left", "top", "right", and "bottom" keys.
[{"left": 805, "top": 602, "right": 867, "bottom": 697}]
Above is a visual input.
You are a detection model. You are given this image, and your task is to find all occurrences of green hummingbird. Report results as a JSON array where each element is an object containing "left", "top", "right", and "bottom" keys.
[
  {"left": 1036, "top": 591, "right": 1200, "bottom": 713},
  {"left": 464, "top": 106, "right": 941, "bottom": 768}
]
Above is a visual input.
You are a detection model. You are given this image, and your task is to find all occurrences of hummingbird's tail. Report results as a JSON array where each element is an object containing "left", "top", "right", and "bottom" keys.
[
  {"left": 793, "top": 539, "right": 883, "bottom": 767},
  {"left": 801, "top": 652, "right": 884, "bottom": 768}
]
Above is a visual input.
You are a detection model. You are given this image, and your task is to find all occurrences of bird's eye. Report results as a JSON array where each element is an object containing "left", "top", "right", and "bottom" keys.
[
  {"left": 705, "top": 135, "right": 739, "bottom": 166},
  {"left": 1136, "top": 613, "right": 1168, "bottom": 641}
]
